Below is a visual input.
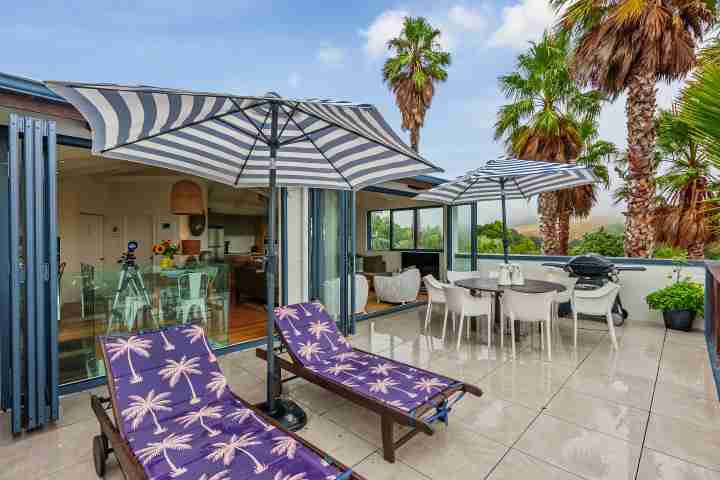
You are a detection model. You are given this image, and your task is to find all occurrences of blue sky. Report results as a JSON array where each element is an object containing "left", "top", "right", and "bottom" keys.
[{"left": 4, "top": 0, "right": 681, "bottom": 224}]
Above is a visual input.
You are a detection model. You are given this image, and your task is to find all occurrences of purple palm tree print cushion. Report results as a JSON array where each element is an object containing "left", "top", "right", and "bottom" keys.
[
  {"left": 274, "top": 302, "right": 457, "bottom": 413},
  {"left": 100, "top": 325, "right": 345, "bottom": 480}
]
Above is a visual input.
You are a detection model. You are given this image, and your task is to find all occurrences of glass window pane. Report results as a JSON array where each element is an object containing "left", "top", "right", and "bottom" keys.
[
  {"left": 391, "top": 210, "right": 415, "bottom": 249},
  {"left": 452, "top": 205, "right": 471, "bottom": 271},
  {"left": 417, "top": 208, "right": 443, "bottom": 250},
  {"left": 369, "top": 210, "right": 390, "bottom": 250}
]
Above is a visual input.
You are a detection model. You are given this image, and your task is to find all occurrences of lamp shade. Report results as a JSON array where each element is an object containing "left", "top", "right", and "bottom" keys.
[{"left": 170, "top": 180, "right": 204, "bottom": 215}]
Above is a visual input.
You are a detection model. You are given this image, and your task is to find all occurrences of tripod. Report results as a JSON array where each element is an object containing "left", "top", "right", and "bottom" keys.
[{"left": 106, "top": 256, "right": 156, "bottom": 334}]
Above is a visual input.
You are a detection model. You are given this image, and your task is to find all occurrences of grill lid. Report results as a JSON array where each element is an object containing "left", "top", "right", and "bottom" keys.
[{"left": 565, "top": 253, "right": 615, "bottom": 275}]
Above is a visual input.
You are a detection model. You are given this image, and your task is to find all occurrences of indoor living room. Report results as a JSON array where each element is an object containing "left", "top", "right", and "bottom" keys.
[{"left": 355, "top": 184, "right": 446, "bottom": 316}]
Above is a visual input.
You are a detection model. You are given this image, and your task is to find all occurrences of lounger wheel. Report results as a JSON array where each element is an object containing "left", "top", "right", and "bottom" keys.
[{"left": 93, "top": 434, "right": 109, "bottom": 478}]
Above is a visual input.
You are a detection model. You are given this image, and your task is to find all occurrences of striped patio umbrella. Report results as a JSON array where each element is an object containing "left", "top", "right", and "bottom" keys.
[
  {"left": 415, "top": 158, "right": 599, "bottom": 262},
  {"left": 45, "top": 82, "right": 442, "bottom": 423}
]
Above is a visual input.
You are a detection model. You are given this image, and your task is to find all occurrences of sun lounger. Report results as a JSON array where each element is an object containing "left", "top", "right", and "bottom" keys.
[
  {"left": 257, "top": 302, "right": 483, "bottom": 463},
  {"left": 91, "top": 324, "right": 365, "bottom": 480}
]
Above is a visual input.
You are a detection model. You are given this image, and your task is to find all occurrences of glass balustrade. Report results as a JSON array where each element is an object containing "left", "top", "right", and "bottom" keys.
[{"left": 58, "top": 261, "right": 232, "bottom": 385}]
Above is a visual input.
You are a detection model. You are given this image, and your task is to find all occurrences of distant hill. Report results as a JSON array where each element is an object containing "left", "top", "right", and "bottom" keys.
[{"left": 513, "top": 216, "right": 624, "bottom": 241}]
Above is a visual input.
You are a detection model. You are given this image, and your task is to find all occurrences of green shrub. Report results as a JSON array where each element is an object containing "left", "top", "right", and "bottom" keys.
[
  {"left": 569, "top": 228, "right": 625, "bottom": 257},
  {"left": 646, "top": 281, "right": 704, "bottom": 314},
  {"left": 653, "top": 245, "right": 688, "bottom": 260}
]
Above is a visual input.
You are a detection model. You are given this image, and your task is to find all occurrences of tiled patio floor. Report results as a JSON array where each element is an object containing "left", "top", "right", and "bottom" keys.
[{"left": 2, "top": 307, "right": 719, "bottom": 480}]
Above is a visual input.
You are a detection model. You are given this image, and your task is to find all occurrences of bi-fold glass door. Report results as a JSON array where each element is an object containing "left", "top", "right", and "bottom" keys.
[
  {"left": 309, "top": 189, "right": 355, "bottom": 335},
  {"left": 0, "top": 114, "right": 59, "bottom": 434}
]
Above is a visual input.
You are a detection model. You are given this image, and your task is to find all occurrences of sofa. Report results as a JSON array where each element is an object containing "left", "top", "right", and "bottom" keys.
[{"left": 374, "top": 268, "right": 421, "bottom": 304}]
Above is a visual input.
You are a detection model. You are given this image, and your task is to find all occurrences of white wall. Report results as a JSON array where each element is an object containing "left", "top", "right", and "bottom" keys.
[{"left": 476, "top": 257, "right": 706, "bottom": 330}]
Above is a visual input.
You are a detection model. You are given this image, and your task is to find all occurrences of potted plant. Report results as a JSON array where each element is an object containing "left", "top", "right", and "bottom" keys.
[
  {"left": 152, "top": 240, "right": 179, "bottom": 269},
  {"left": 646, "top": 260, "right": 703, "bottom": 331}
]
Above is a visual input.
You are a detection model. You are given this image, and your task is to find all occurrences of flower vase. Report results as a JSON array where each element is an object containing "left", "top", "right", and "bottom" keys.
[{"left": 160, "top": 257, "right": 174, "bottom": 269}]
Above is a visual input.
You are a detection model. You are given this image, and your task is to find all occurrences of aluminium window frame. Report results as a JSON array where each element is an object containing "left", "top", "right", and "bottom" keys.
[{"left": 366, "top": 205, "right": 444, "bottom": 253}]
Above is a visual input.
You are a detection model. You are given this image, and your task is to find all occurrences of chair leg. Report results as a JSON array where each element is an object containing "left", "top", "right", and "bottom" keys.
[
  {"left": 573, "top": 309, "right": 578, "bottom": 349},
  {"left": 424, "top": 300, "right": 432, "bottom": 330},
  {"left": 456, "top": 314, "right": 465, "bottom": 350},
  {"left": 546, "top": 318, "right": 552, "bottom": 361},
  {"left": 381, "top": 415, "right": 396, "bottom": 463},
  {"left": 441, "top": 307, "right": 449, "bottom": 341},
  {"left": 606, "top": 311, "right": 619, "bottom": 350},
  {"left": 510, "top": 316, "right": 516, "bottom": 358},
  {"left": 500, "top": 307, "right": 504, "bottom": 350},
  {"left": 466, "top": 316, "right": 471, "bottom": 339}
]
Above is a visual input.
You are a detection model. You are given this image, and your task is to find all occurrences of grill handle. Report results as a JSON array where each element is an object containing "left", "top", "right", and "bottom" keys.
[
  {"left": 541, "top": 262, "right": 567, "bottom": 269},
  {"left": 614, "top": 266, "right": 647, "bottom": 272}
]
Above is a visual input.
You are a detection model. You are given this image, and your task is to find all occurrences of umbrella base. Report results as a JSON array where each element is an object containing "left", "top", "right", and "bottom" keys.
[{"left": 257, "top": 398, "right": 307, "bottom": 432}]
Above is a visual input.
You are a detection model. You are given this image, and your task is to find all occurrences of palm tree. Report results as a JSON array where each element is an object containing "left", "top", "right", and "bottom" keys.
[
  {"left": 207, "top": 433, "right": 267, "bottom": 473},
  {"left": 274, "top": 306, "right": 301, "bottom": 336},
  {"left": 297, "top": 341, "right": 324, "bottom": 362},
  {"left": 136, "top": 433, "right": 193, "bottom": 478},
  {"left": 105, "top": 336, "right": 153, "bottom": 384},
  {"left": 412, "top": 377, "right": 448, "bottom": 394},
  {"left": 228, "top": 406, "right": 274, "bottom": 432},
  {"left": 198, "top": 470, "right": 230, "bottom": 480},
  {"left": 159, "top": 355, "right": 203, "bottom": 405},
  {"left": 271, "top": 436, "right": 299, "bottom": 459},
  {"left": 274, "top": 472, "right": 308, "bottom": 480},
  {"left": 556, "top": 119, "right": 615, "bottom": 253},
  {"left": 325, "top": 363, "right": 366, "bottom": 381},
  {"left": 552, "top": 0, "right": 717, "bottom": 257},
  {"left": 308, "top": 320, "right": 338, "bottom": 351},
  {"left": 206, "top": 372, "right": 228, "bottom": 400},
  {"left": 494, "top": 31, "right": 605, "bottom": 254},
  {"left": 176, "top": 405, "right": 223, "bottom": 437},
  {"left": 367, "top": 377, "right": 417, "bottom": 398},
  {"left": 653, "top": 108, "right": 718, "bottom": 258},
  {"left": 383, "top": 16, "right": 451, "bottom": 152},
  {"left": 121, "top": 389, "right": 172, "bottom": 435},
  {"left": 183, "top": 325, "right": 216, "bottom": 362},
  {"left": 332, "top": 351, "right": 369, "bottom": 367},
  {"left": 681, "top": 39, "right": 720, "bottom": 157}
]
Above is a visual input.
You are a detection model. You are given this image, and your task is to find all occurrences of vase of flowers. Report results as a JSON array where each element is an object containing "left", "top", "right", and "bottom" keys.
[{"left": 152, "top": 240, "right": 179, "bottom": 269}]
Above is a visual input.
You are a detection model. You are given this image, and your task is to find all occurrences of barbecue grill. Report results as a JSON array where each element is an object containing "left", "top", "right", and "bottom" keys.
[{"left": 543, "top": 253, "right": 646, "bottom": 326}]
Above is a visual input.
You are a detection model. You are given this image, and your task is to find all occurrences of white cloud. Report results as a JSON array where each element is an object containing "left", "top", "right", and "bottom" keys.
[
  {"left": 316, "top": 43, "right": 346, "bottom": 66},
  {"left": 360, "top": 9, "right": 409, "bottom": 59},
  {"left": 448, "top": 5, "right": 487, "bottom": 32},
  {"left": 488, "top": 0, "right": 555, "bottom": 50},
  {"left": 359, "top": 6, "right": 483, "bottom": 59},
  {"left": 288, "top": 72, "right": 301, "bottom": 88}
]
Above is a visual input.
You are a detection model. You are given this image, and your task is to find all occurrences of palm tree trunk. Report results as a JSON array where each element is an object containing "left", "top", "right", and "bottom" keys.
[
  {"left": 538, "top": 192, "right": 560, "bottom": 255},
  {"left": 410, "top": 127, "right": 420, "bottom": 152},
  {"left": 557, "top": 209, "right": 571, "bottom": 255},
  {"left": 688, "top": 241, "right": 705, "bottom": 259},
  {"left": 624, "top": 69, "right": 657, "bottom": 258}
]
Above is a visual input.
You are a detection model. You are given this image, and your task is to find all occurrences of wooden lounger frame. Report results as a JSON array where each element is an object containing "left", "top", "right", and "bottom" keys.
[
  {"left": 91, "top": 347, "right": 366, "bottom": 480},
  {"left": 257, "top": 347, "right": 483, "bottom": 463}
]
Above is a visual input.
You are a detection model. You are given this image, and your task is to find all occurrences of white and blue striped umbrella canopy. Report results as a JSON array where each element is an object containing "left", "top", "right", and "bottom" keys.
[
  {"left": 45, "top": 82, "right": 441, "bottom": 189},
  {"left": 415, "top": 158, "right": 599, "bottom": 204}
]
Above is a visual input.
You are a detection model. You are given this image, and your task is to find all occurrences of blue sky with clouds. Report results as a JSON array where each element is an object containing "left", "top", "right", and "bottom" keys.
[{"left": 4, "top": 0, "right": 682, "bottom": 224}]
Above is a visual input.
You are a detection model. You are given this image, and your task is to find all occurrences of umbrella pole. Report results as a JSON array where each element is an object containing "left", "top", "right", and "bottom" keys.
[
  {"left": 500, "top": 179, "right": 509, "bottom": 264},
  {"left": 262, "top": 101, "right": 307, "bottom": 431}
]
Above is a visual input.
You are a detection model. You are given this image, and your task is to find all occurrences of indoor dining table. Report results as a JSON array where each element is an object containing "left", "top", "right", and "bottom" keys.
[{"left": 454, "top": 277, "right": 566, "bottom": 328}]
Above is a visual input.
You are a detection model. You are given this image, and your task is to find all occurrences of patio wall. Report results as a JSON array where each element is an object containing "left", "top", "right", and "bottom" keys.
[{"left": 476, "top": 256, "right": 706, "bottom": 330}]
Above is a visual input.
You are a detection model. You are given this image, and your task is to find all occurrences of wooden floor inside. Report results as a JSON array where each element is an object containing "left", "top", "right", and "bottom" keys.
[{"left": 365, "top": 291, "right": 427, "bottom": 313}]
